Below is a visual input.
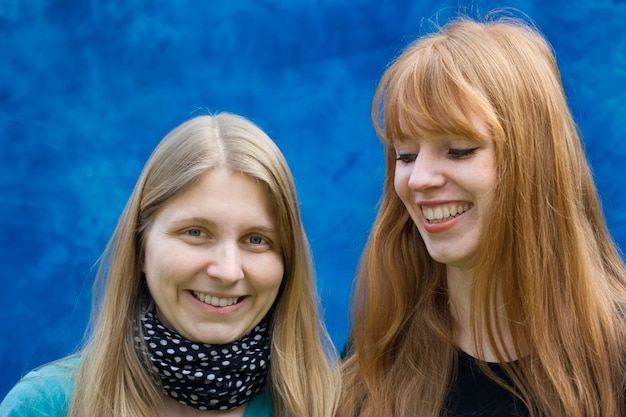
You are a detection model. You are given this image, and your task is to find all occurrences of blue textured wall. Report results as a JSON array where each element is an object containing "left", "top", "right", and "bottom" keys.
[{"left": 1, "top": 0, "right": 625, "bottom": 397}]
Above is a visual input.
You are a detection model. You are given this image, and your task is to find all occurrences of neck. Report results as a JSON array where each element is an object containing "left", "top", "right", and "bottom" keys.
[
  {"left": 139, "top": 311, "right": 270, "bottom": 412},
  {"left": 159, "top": 396, "right": 247, "bottom": 417},
  {"left": 446, "top": 266, "right": 517, "bottom": 362}
]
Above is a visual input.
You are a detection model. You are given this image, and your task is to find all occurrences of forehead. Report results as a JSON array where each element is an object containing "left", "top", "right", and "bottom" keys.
[
  {"left": 393, "top": 105, "right": 490, "bottom": 146},
  {"left": 158, "top": 168, "right": 276, "bottom": 225}
]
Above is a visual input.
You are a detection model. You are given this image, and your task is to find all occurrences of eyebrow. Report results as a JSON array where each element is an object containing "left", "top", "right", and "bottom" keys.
[{"left": 169, "top": 216, "right": 278, "bottom": 234}]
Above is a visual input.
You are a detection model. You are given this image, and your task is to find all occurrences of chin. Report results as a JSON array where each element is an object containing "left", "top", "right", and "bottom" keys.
[{"left": 428, "top": 251, "right": 472, "bottom": 269}]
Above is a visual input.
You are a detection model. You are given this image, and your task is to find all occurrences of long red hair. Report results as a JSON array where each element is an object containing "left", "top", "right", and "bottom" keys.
[{"left": 340, "top": 14, "right": 626, "bottom": 417}]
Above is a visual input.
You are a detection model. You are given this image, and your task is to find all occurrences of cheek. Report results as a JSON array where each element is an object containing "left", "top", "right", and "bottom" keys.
[
  {"left": 393, "top": 170, "right": 409, "bottom": 199},
  {"left": 477, "top": 153, "right": 497, "bottom": 194},
  {"left": 143, "top": 242, "right": 167, "bottom": 280},
  {"left": 253, "top": 255, "right": 284, "bottom": 295},
  {"left": 476, "top": 171, "right": 497, "bottom": 202},
  {"left": 143, "top": 241, "right": 190, "bottom": 290},
  {"left": 267, "top": 260, "right": 285, "bottom": 290}
]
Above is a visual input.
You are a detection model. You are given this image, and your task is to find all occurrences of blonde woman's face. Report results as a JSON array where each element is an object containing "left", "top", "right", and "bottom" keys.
[
  {"left": 393, "top": 116, "right": 496, "bottom": 273},
  {"left": 143, "top": 167, "right": 284, "bottom": 344}
]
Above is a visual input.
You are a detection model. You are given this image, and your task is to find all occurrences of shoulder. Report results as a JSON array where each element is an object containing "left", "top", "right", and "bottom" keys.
[
  {"left": 0, "top": 357, "right": 80, "bottom": 417},
  {"left": 243, "top": 389, "right": 274, "bottom": 417}
]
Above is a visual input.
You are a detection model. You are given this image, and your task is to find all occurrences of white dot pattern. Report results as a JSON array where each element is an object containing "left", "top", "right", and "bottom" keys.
[{"left": 139, "top": 311, "right": 270, "bottom": 411}]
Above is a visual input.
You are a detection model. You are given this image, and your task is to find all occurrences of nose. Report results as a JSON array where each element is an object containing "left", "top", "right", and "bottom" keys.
[
  {"left": 206, "top": 242, "right": 244, "bottom": 283},
  {"left": 406, "top": 152, "right": 445, "bottom": 191}
]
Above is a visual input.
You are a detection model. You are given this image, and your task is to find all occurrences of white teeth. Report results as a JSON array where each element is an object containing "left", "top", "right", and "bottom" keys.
[
  {"left": 193, "top": 291, "right": 239, "bottom": 307},
  {"left": 422, "top": 203, "right": 471, "bottom": 222}
]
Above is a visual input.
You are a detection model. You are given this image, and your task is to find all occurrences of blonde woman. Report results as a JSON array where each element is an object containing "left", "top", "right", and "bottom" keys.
[
  {"left": 1, "top": 113, "right": 339, "bottom": 417},
  {"left": 339, "top": 12, "right": 626, "bottom": 417}
]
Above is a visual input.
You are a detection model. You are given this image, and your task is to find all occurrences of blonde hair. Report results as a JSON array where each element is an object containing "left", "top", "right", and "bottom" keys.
[
  {"left": 69, "top": 113, "right": 340, "bottom": 417},
  {"left": 340, "top": 14, "right": 626, "bottom": 417}
]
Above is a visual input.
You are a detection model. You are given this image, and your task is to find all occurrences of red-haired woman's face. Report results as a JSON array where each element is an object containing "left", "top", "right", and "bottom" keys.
[{"left": 393, "top": 117, "right": 496, "bottom": 273}]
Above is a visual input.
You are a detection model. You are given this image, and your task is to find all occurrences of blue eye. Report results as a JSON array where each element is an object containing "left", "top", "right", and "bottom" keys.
[
  {"left": 249, "top": 235, "right": 266, "bottom": 245},
  {"left": 185, "top": 229, "right": 203, "bottom": 237},
  {"left": 448, "top": 147, "right": 478, "bottom": 159}
]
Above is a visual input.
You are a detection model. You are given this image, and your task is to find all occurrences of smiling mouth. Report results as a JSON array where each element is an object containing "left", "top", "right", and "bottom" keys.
[
  {"left": 422, "top": 203, "right": 471, "bottom": 223},
  {"left": 192, "top": 291, "right": 242, "bottom": 307}
]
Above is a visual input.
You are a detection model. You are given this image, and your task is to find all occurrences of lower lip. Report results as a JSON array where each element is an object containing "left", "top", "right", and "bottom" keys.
[
  {"left": 187, "top": 291, "right": 246, "bottom": 315},
  {"left": 422, "top": 212, "right": 464, "bottom": 233}
]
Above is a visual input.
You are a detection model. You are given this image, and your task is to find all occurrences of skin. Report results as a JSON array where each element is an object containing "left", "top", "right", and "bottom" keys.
[
  {"left": 143, "top": 166, "right": 284, "bottom": 347},
  {"left": 393, "top": 116, "right": 508, "bottom": 360},
  {"left": 393, "top": 117, "right": 497, "bottom": 275}
]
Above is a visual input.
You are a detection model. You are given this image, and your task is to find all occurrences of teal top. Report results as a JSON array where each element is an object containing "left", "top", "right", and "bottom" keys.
[{"left": 0, "top": 357, "right": 274, "bottom": 417}]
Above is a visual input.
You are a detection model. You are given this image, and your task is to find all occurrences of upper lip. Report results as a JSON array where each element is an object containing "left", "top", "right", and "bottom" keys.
[{"left": 416, "top": 199, "right": 468, "bottom": 206}]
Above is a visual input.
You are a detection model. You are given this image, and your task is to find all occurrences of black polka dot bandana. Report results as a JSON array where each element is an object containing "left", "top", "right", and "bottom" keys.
[{"left": 139, "top": 311, "right": 271, "bottom": 411}]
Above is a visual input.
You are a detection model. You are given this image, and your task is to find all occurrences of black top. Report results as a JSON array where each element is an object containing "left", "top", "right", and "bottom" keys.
[
  {"left": 341, "top": 339, "right": 529, "bottom": 416},
  {"left": 445, "top": 351, "right": 529, "bottom": 417}
]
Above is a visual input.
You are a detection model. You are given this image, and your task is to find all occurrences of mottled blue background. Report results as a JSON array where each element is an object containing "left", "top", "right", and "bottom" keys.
[{"left": 1, "top": 0, "right": 625, "bottom": 398}]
